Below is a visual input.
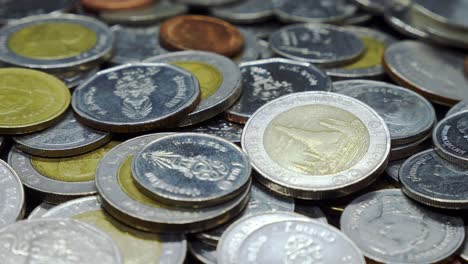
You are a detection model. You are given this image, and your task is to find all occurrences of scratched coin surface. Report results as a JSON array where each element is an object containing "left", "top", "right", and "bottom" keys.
[
  {"left": 272, "top": 0, "right": 358, "bottom": 23},
  {"left": 210, "top": 0, "right": 274, "bottom": 24},
  {"left": 0, "top": 219, "right": 122, "bottom": 264},
  {"left": 188, "top": 240, "right": 216, "bottom": 264},
  {"left": 132, "top": 133, "right": 251, "bottom": 207},
  {"left": 183, "top": 117, "right": 243, "bottom": 144},
  {"left": 341, "top": 189, "right": 465, "bottom": 264},
  {"left": 0, "top": 160, "right": 24, "bottom": 230},
  {"left": 242, "top": 91, "right": 390, "bottom": 199},
  {"left": 225, "top": 58, "right": 332, "bottom": 124},
  {"left": 269, "top": 24, "right": 365, "bottom": 67},
  {"left": 433, "top": 111, "right": 468, "bottom": 166},
  {"left": 447, "top": 100, "right": 468, "bottom": 117},
  {"left": 0, "top": 0, "right": 75, "bottom": 24}
]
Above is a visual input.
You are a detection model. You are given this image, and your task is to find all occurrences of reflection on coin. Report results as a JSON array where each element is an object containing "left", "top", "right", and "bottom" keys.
[
  {"left": 188, "top": 240, "right": 217, "bottom": 264},
  {"left": 0, "top": 219, "right": 122, "bottom": 264},
  {"left": 225, "top": 58, "right": 332, "bottom": 124},
  {"left": 0, "top": 0, "right": 75, "bottom": 24},
  {"left": 242, "top": 92, "right": 390, "bottom": 199},
  {"left": 72, "top": 63, "right": 200, "bottom": 133},
  {"left": 174, "top": 0, "right": 237, "bottom": 7},
  {"left": 332, "top": 79, "right": 384, "bottom": 92},
  {"left": 384, "top": 158, "right": 404, "bottom": 182},
  {"left": 341, "top": 189, "right": 465, "bottom": 264},
  {"left": 0, "top": 160, "right": 24, "bottom": 229},
  {"left": 273, "top": 0, "right": 357, "bottom": 24},
  {"left": 27, "top": 202, "right": 55, "bottom": 219},
  {"left": 183, "top": 117, "right": 243, "bottom": 144},
  {"left": 210, "top": 0, "right": 273, "bottom": 24},
  {"left": 54, "top": 67, "right": 100, "bottom": 89},
  {"left": 434, "top": 111, "right": 468, "bottom": 166},
  {"left": 14, "top": 110, "right": 111, "bottom": 158},
  {"left": 447, "top": 100, "right": 468, "bottom": 117},
  {"left": 270, "top": 24, "right": 365, "bottom": 67}
]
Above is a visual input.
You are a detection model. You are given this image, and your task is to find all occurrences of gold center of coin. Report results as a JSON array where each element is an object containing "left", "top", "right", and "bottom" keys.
[
  {"left": 73, "top": 210, "right": 164, "bottom": 264},
  {"left": 172, "top": 61, "right": 223, "bottom": 101},
  {"left": 263, "top": 105, "right": 370, "bottom": 175},
  {"left": 8, "top": 22, "right": 98, "bottom": 60},
  {"left": 31, "top": 141, "right": 120, "bottom": 182},
  {"left": 344, "top": 37, "right": 385, "bottom": 69}
]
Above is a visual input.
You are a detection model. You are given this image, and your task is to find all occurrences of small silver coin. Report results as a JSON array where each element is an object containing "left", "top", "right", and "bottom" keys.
[
  {"left": 269, "top": 24, "right": 365, "bottom": 67},
  {"left": 340, "top": 189, "right": 465, "bottom": 264},
  {"left": 54, "top": 67, "right": 100, "bottom": 89},
  {"left": 0, "top": 0, "right": 75, "bottom": 24},
  {"left": 413, "top": 0, "right": 468, "bottom": 30},
  {"left": 188, "top": 240, "right": 217, "bottom": 264},
  {"left": 27, "top": 202, "right": 54, "bottom": 219},
  {"left": 0, "top": 219, "right": 122, "bottom": 264},
  {"left": 384, "top": 158, "right": 404, "bottom": 182},
  {"left": 332, "top": 79, "right": 385, "bottom": 92},
  {"left": 433, "top": 111, "right": 468, "bottom": 166},
  {"left": 14, "top": 110, "right": 111, "bottom": 158},
  {"left": 72, "top": 63, "right": 200, "bottom": 133},
  {"left": 183, "top": 117, "right": 243, "bottom": 144},
  {"left": 210, "top": 0, "right": 274, "bottom": 24},
  {"left": 146, "top": 51, "right": 242, "bottom": 127},
  {"left": 237, "top": 20, "right": 285, "bottom": 39},
  {"left": 384, "top": 1, "right": 431, "bottom": 40},
  {"left": 235, "top": 29, "right": 261, "bottom": 63},
  {"left": 0, "top": 160, "right": 25, "bottom": 229},
  {"left": 174, "top": 0, "right": 238, "bottom": 7},
  {"left": 225, "top": 58, "right": 332, "bottom": 124},
  {"left": 390, "top": 133, "right": 431, "bottom": 161},
  {"left": 447, "top": 100, "right": 468, "bottom": 117}
]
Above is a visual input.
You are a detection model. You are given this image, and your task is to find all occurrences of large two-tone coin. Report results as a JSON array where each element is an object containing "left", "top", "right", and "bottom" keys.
[
  {"left": 210, "top": 0, "right": 274, "bottom": 24},
  {"left": 433, "top": 111, "right": 468, "bottom": 166},
  {"left": 0, "top": 0, "right": 75, "bottom": 24},
  {"left": 242, "top": 92, "right": 390, "bottom": 199},
  {"left": 0, "top": 160, "right": 24, "bottom": 229}
]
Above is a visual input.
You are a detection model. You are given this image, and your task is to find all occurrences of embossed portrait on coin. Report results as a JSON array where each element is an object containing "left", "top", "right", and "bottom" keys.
[{"left": 456, "top": 116, "right": 468, "bottom": 140}]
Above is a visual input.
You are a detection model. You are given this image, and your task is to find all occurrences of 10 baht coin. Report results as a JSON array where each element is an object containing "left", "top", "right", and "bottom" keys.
[
  {"left": 0, "top": 160, "right": 25, "bottom": 230},
  {"left": 433, "top": 111, "right": 468, "bottom": 166}
]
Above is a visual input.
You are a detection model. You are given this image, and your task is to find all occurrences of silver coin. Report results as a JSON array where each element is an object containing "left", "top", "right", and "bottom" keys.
[
  {"left": 210, "top": 0, "right": 274, "bottom": 24},
  {"left": 96, "top": 133, "right": 251, "bottom": 233},
  {"left": 384, "top": 158, "right": 404, "bottom": 182},
  {"left": 27, "top": 202, "right": 54, "bottom": 219},
  {"left": 338, "top": 8, "right": 373, "bottom": 25},
  {"left": 0, "top": 0, "right": 75, "bottom": 24},
  {"left": 294, "top": 203, "right": 328, "bottom": 223},
  {"left": 237, "top": 20, "right": 285, "bottom": 39},
  {"left": 54, "top": 67, "right": 100, "bottom": 89},
  {"left": 237, "top": 219, "right": 366, "bottom": 264},
  {"left": 340, "top": 189, "right": 465, "bottom": 264},
  {"left": 390, "top": 132, "right": 431, "bottom": 161},
  {"left": 234, "top": 29, "right": 261, "bottom": 63},
  {"left": 225, "top": 58, "right": 332, "bottom": 124},
  {"left": 447, "top": 100, "right": 468, "bottom": 117},
  {"left": 132, "top": 133, "right": 251, "bottom": 207},
  {"left": 183, "top": 117, "right": 243, "bottom": 144},
  {"left": 242, "top": 91, "right": 390, "bottom": 199},
  {"left": 384, "top": 1, "right": 432, "bottom": 40},
  {"left": 14, "top": 110, "right": 111, "bottom": 158},
  {"left": 188, "top": 240, "right": 217, "bottom": 264},
  {"left": 41, "top": 196, "right": 187, "bottom": 264},
  {"left": 269, "top": 24, "right": 365, "bottom": 67},
  {"left": 174, "top": 0, "right": 238, "bottom": 7},
  {"left": 257, "top": 40, "right": 275, "bottom": 60},
  {"left": 216, "top": 212, "right": 309, "bottom": 264},
  {"left": 146, "top": 51, "right": 242, "bottom": 127},
  {"left": 413, "top": 0, "right": 468, "bottom": 30},
  {"left": 110, "top": 25, "right": 169, "bottom": 65},
  {"left": 0, "top": 14, "right": 113, "bottom": 72},
  {"left": 434, "top": 111, "right": 468, "bottom": 166},
  {"left": 72, "top": 63, "right": 200, "bottom": 133},
  {"left": 461, "top": 226, "right": 468, "bottom": 262},
  {"left": 352, "top": 0, "right": 392, "bottom": 13},
  {"left": 0, "top": 219, "right": 122, "bottom": 264},
  {"left": 0, "top": 160, "right": 24, "bottom": 229},
  {"left": 272, "top": 0, "right": 358, "bottom": 24},
  {"left": 332, "top": 79, "right": 385, "bottom": 92}
]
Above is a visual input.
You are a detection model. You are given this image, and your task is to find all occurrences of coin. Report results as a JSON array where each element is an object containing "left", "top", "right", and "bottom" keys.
[
  {"left": 258, "top": 40, "right": 275, "bottom": 60},
  {"left": 160, "top": 15, "right": 244, "bottom": 57},
  {"left": 384, "top": 158, "right": 404, "bottom": 182},
  {"left": 384, "top": 1, "right": 432, "bottom": 40},
  {"left": 242, "top": 92, "right": 390, "bottom": 199},
  {"left": 447, "top": 100, "right": 468, "bottom": 117},
  {"left": 237, "top": 20, "right": 285, "bottom": 39},
  {"left": 174, "top": 0, "right": 238, "bottom": 7},
  {"left": 72, "top": 63, "right": 200, "bottom": 133},
  {"left": 0, "top": 160, "right": 25, "bottom": 229},
  {"left": 332, "top": 79, "right": 384, "bottom": 92},
  {"left": 390, "top": 133, "right": 431, "bottom": 161},
  {"left": 294, "top": 202, "right": 328, "bottom": 223},
  {"left": 183, "top": 117, "right": 243, "bottom": 144},
  {"left": 96, "top": 133, "right": 251, "bottom": 233},
  {"left": 188, "top": 240, "right": 217, "bottom": 264},
  {"left": 41, "top": 196, "right": 187, "bottom": 264},
  {"left": 8, "top": 141, "right": 119, "bottom": 204},
  {"left": 0, "top": 68, "right": 70, "bottom": 135},
  {"left": 225, "top": 58, "right": 332, "bottom": 124},
  {"left": 14, "top": 110, "right": 111, "bottom": 158},
  {"left": 146, "top": 51, "right": 242, "bottom": 127},
  {"left": 353, "top": 0, "right": 391, "bottom": 13},
  {"left": 54, "top": 67, "right": 100, "bottom": 89},
  {"left": 461, "top": 227, "right": 468, "bottom": 262},
  {"left": 234, "top": 29, "right": 261, "bottom": 63},
  {"left": 433, "top": 111, "right": 468, "bottom": 166},
  {"left": 269, "top": 24, "right": 365, "bottom": 67},
  {"left": 340, "top": 189, "right": 465, "bottom": 264},
  {"left": 81, "top": 0, "right": 154, "bottom": 11},
  {"left": 210, "top": 0, "right": 274, "bottom": 24},
  {"left": 0, "top": 14, "right": 113, "bottom": 72},
  {"left": 413, "top": 0, "right": 468, "bottom": 30},
  {"left": 339, "top": 8, "right": 374, "bottom": 25},
  {"left": 27, "top": 202, "right": 54, "bottom": 219},
  {"left": 384, "top": 40, "right": 468, "bottom": 106},
  {"left": 0, "top": 219, "right": 122, "bottom": 264},
  {"left": 0, "top": 0, "right": 75, "bottom": 24}
]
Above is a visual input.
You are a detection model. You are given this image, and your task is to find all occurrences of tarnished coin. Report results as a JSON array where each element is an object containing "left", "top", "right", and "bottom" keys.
[
  {"left": 8, "top": 141, "right": 119, "bottom": 204},
  {"left": 0, "top": 219, "right": 122, "bottom": 264},
  {"left": 183, "top": 117, "right": 243, "bottom": 144},
  {"left": 27, "top": 202, "right": 54, "bottom": 219},
  {"left": 54, "top": 67, "right": 100, "bottom": 89},
  {"left": 242, "top": 92, "right": 390, "bottom": 199},
  {"left": 96, "top": 134, "right": 251, "bottom": 233},
  {"left": 0, "top": 14, "right": 113, "bottom": 72},
  {"left": 132, "top": 133, "right": 251, "bottom": 207},
  {"left": 0, "top": 0, "right": 75, "bottom": 24},
  {"left": 146, "top": 51, "right": 242, "bottom": 126},
  {"left": 225, "top": 58, "right": 332, "bottom": 124},
  {"left": 81, "top": 0, "right": 154, "bottom": 11},
  {"left": 0, "top": 160, "right": 24, "bottom": 229},
  {"left": 188, "top": 240, "right": 217, "bottom": 264},
  {"left": 41, "top": 196, "right": 187, "bottom": 264},
  {"left": 72, "top": 63, "right": 200, "bottom": 133},
  {"left": 384, "top": 40, "right": 468, "bottom": 106},
  {"left": 390, "top": 133, "right": 431, "bottom": 161},
  {"left": 269, "top": 24, "right": 365, "bottom": 67},
  {"left": 434, "top": 111, "right": 468, "bottom": 166},
  {"left": 385, "top": 158, "right": 404, "bottom": 182},
  {"left": 332, "top": 79, "right": 385, "bottom": 92},
  {"left": 447, "top": 100, "right": 468, "bottom": 117},
  {"left": 210, "top": 0, "right": 274, "bottom": 24},
  {"left": 14, "top": 110, "right": 111, "bottom": 158},
  {"left": 0, "top": 68, "right": 70, "bottom": 135},
  {"left": 341, "top": 189, "right": 465, "bottom": 264},
  {"left": 174, "top": 0, "right": 238, "bottom": 7}
]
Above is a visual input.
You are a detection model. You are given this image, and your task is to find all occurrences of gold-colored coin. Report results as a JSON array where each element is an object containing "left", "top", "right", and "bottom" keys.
[
  {"left": 344, "top": 36, "right": 385, "bottom": 69},
  {"left": 0, "top": 68, "right": 70, "bottom": 134}
]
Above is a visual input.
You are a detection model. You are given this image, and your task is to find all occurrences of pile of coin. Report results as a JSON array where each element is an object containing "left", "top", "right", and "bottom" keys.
[{"left": 0, "top": 0, "right": 468, "bottom": 263}]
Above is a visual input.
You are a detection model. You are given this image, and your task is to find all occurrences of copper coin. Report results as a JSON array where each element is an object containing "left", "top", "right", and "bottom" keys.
[
  {"left": 81, "top": 0, "right": 155, "bottom": 11},
  {"left": 160, "top": 15, "right": 244, "bottom": 57}
]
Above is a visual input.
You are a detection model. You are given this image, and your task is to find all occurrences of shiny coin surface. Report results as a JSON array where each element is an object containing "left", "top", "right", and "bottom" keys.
[
  {"left": 183, "top": 117, "right": 243, "bottom": 144},
  {"left": 0, "top": 14, "right": 113, "bottom": 72},
  {"left": 132, "top": 133, "right": 251, "bottom": 207},
  {"left": 384, "top": 40, "right": 468, "bottom": 106},
  {"left": 385, "top": 158, "right": 404, "bottom": 182},
  {"left": 0, "top": 68, "right": 70, "bottom": 135},
  {"left": 210, "top": 0, "right": 274, "bottom": 24},
  {"left": 14, "top": 110, "right": 111, "bottom": 158},
  {"left": 270, "top": 24, "right": 365, "bottom": 67},
  {"left": 146, "top": 51, "right": 242, "bottom": 126},
  {"left": 96, "top": 134, "right": 251, "bottom": 233},
  {"left": 332, "top": 79, "right": 384, "bottom": 92},
  {"left": 81, "top": 0, "right": 154, "bottom": 11},
  {"left": 225, "top": 58, "right": 332, "bottom": 124},
  {"left": 188, "top": 240, "right": 216, "bottom": 264},
  {"left": 27, "top": 202, "right": 54, "bottom": 219},
  {"left": 174, "top": 0, "right": 237, "bottom": 7},
  {"left": 160, "top": 15, "right": 244, "bottom": 57},
  {"left": 242, "top": 92, "right": 390, "bottom": 199},
  {"left": 434, "top": 111, "right": 468, "bottom": 166},
  {"left": 55, "top": 67, "right": 100, "bottom": 89},
  {"left": 447, "top": 100, "right": 468, "bottom": 117},
  {"left": 341, "top": 189, "right": 465, "bottom": 264},
  {"left": 0, "top": 160, "right": 25, "bottom": 229},
  {"left": 72, "top": 63, "right": 200, "bottom": 133},
  {"left": 0, "top": 219, "right": 122, "bottom": 264},
  {"left": 42, "top": 196, "right": 187, "bottom": 264},
  {"left": 0, "top": 0, "right": 75, "bottom": 24}
]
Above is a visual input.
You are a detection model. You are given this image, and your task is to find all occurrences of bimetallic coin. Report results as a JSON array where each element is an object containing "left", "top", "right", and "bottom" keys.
[
  {"left": 0, "top": 14, "right": 113, "bottom": 72},
  {"left": 269, "top": 24, "right": 365, "bottom": 67},
  {"left": 146, "top": 51, "right": 242, "bottom": 127},
  {"left": 210, "top": 0, "right": 274, "bottom": 24},
  {"left": 81, "top": 0, "right": 154, "bottom": 11},
  {"left": 225, "top": 58, "right": 332, "bottom": 124},
  {"left": 0, "top": 219, "right": 122, "bottom": 264},
  {"left": 188, "top": 240, "right": 217, "bottom": 264},
  {"left": 14, "top": 110, "right": 111, "bottom": 158},
  {"left": 183, "top": 117, "right": 243, "bottom": 144},
  {"left": 54, "top": 67, "right": 100, "bottom": 89},
  {"left": 332, "top": 79, "right": 385, "bottom": 93},
  {"left": 174, "top": 0, "right": 238, "bottom": 7},
  {"left": 447, "top": 100, "right": 468, "bottom": 117},
  {"left": 0, "top": 160, "right": 25, "bottom": 229},
  {"left": 341, "top": 189, "right": 465, "bottom": 264},
  {"left": 0, "top": 0, "right": 75, "bottom": 24},
  {"left": 385, "top": 158, "right": 404, "bottom": 182},
  {"left": 434, "top": 111, "right": 468, "bottom": 166},
  {"left": 242, "top": 92, "right": 391, "bottom": 199},
  {"left": 27, "top": 202, "right": 54, "bottom": 219},
  {"left": 72, "top": 63, "right": 200, "bottom": 133}
]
